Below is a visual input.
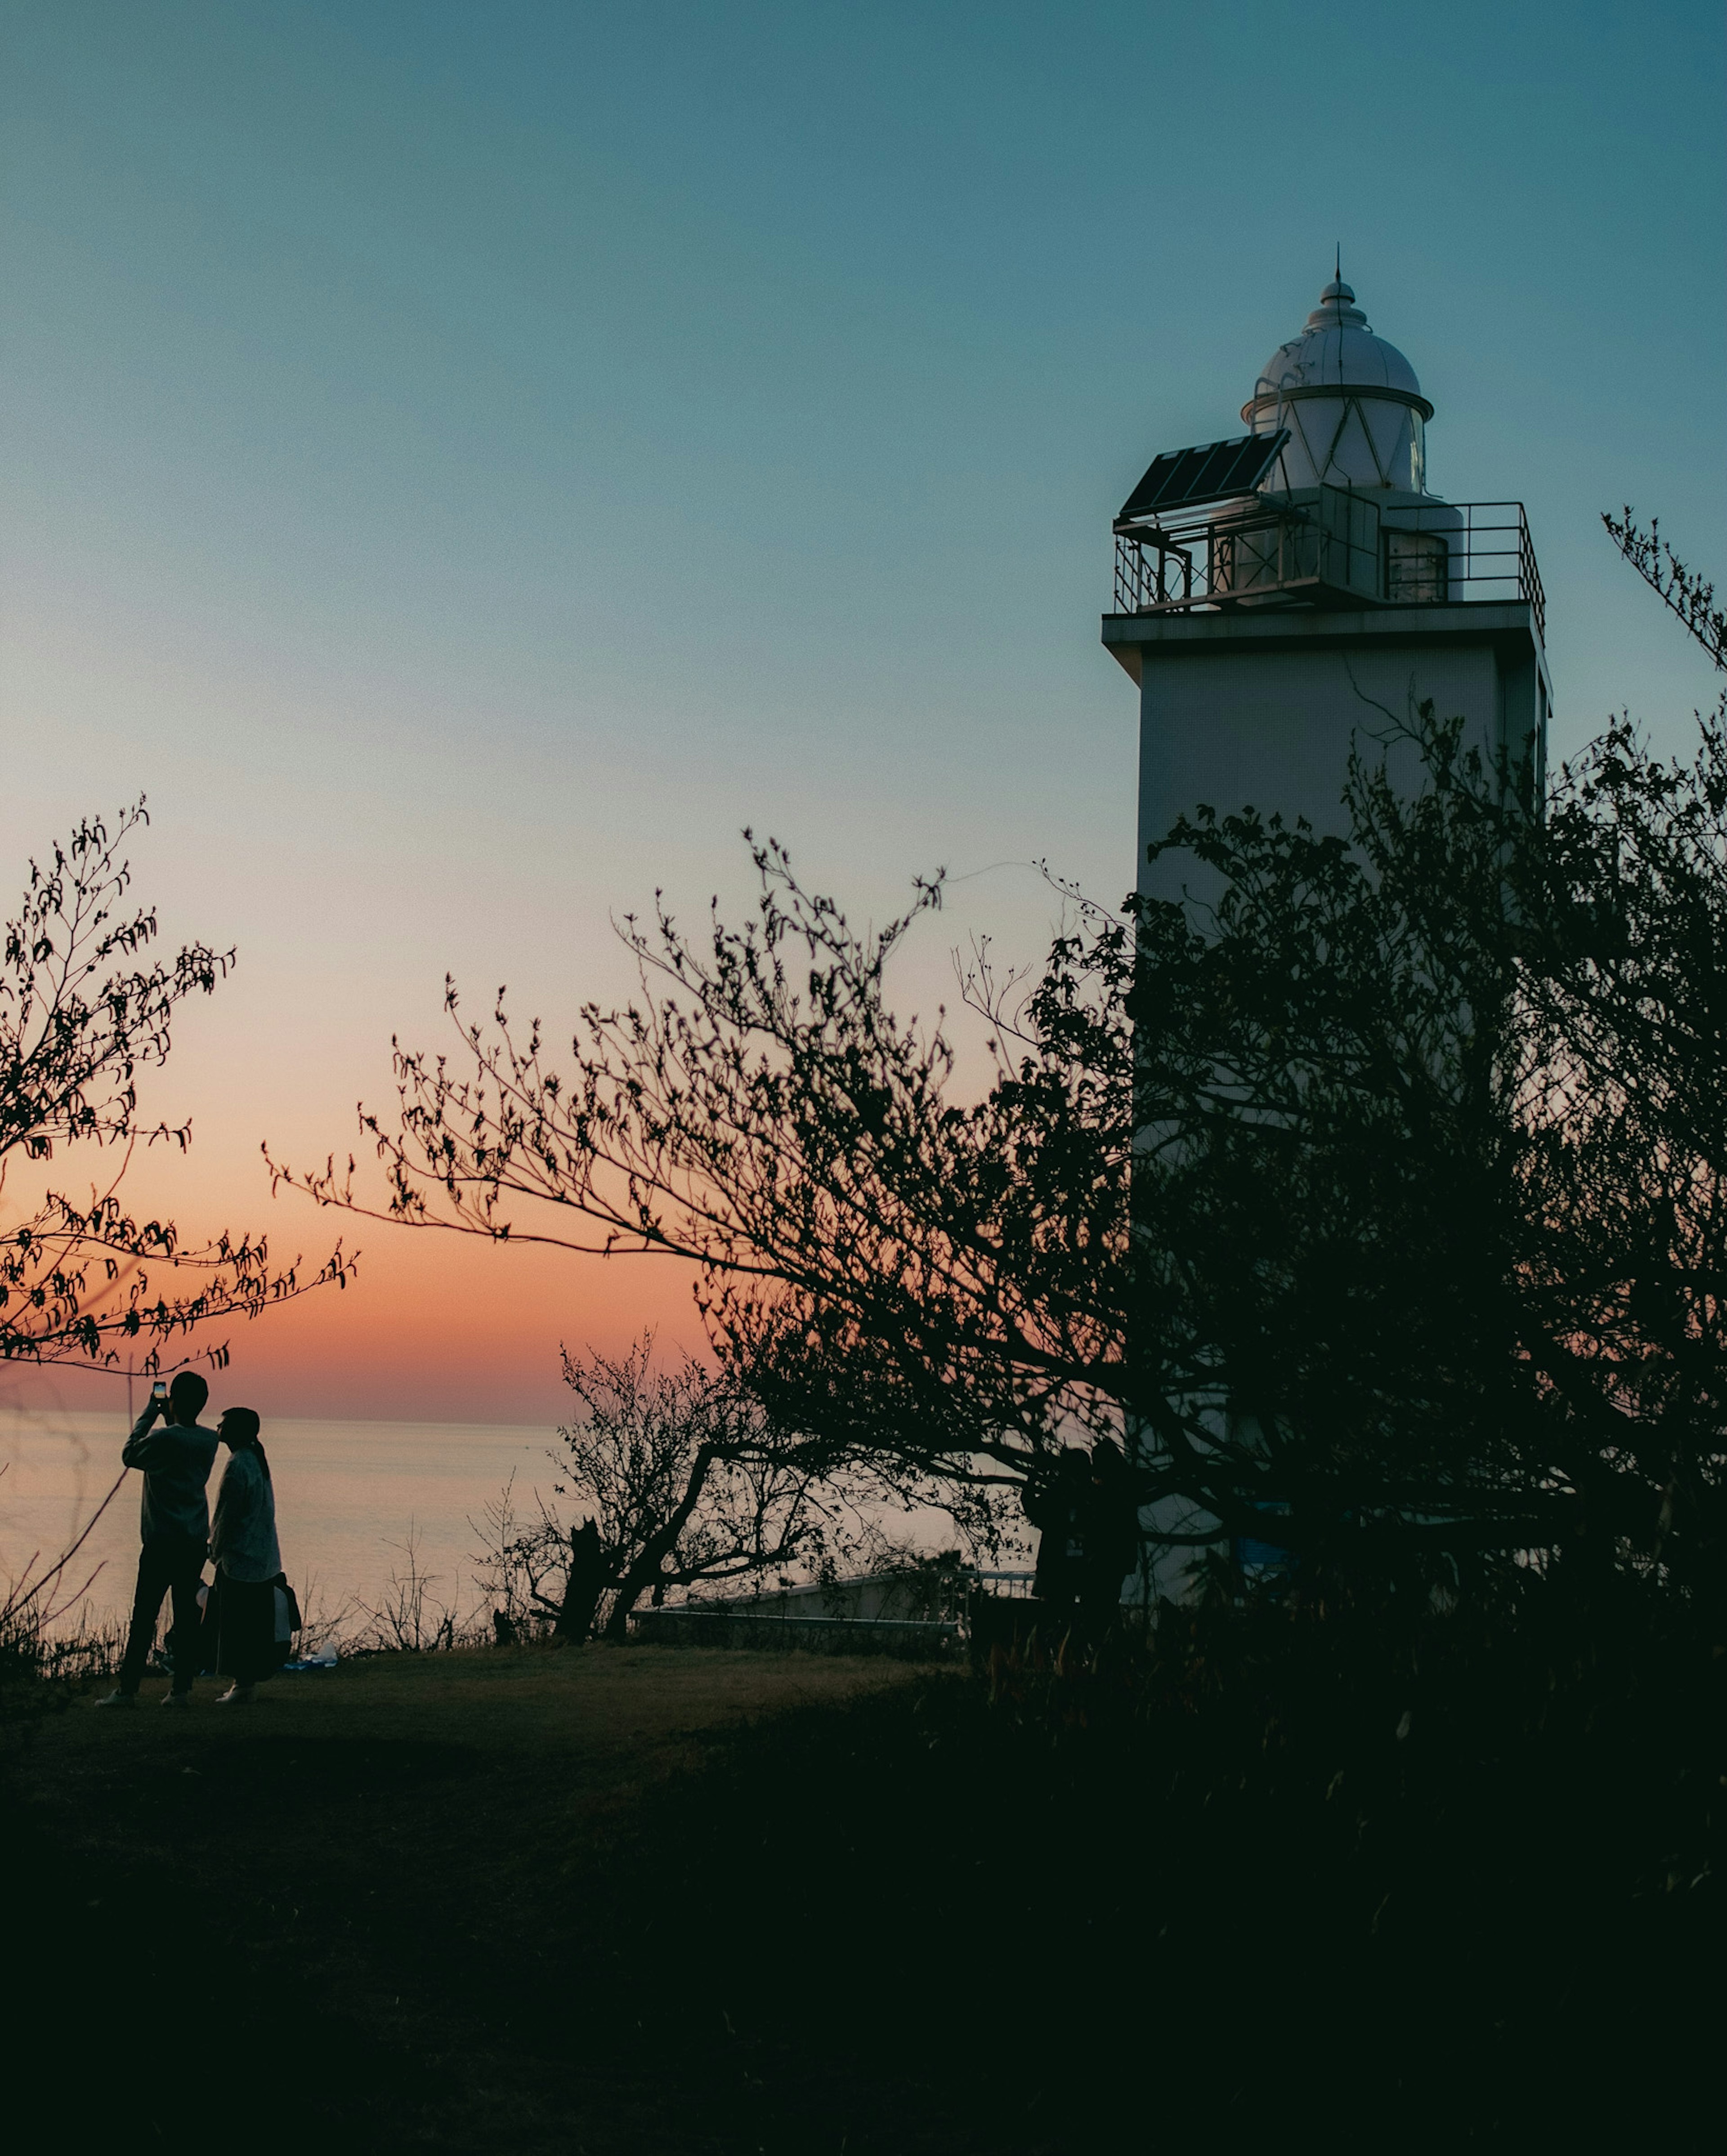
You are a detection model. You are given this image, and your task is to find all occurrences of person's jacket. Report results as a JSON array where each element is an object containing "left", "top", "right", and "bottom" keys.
[
  {"left": 210, "top": 1446, "right": 282, "bottom": 1583},
  {"left": 122, "top": 1411, "right": 219, "bottom": 1545}
]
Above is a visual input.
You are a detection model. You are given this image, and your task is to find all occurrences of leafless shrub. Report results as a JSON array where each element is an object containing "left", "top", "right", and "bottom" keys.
[{"left": 352, "top": 1523, "right": 479, "bottom": 1653}]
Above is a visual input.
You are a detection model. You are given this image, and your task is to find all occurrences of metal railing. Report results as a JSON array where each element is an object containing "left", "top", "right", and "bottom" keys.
[
  {"left": 1399, "top": 500, "right": 1546, "bottom": 637},
  {"left": 1113, "top": 490, "right": 1544, "bottom": 642},
  {"left": 971, "top": 1569, "right": 1037, "bottom": 1600}
]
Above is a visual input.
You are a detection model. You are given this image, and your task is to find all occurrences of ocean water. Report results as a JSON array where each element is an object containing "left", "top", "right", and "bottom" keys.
[{"left": 0, "top": 1406, "right": 559, "bottom": 1637}]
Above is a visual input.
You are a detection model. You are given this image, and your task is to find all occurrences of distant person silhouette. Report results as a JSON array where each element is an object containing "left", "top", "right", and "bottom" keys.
[
  {"left": 554, "top": 1518, "right": 608, "bottom": 1643},
  {"left": 98, "top": 1372, "right": 218, "bottom": 1708},
  {"left": 1081, "top": 1438, "right": 1141, "bottom": 1639},
  {"left": 207, "top": 1407, "right": 290, "bottom": 1703},
  {"left": 1024, "top": 1448, "right": 1092, "bottom": 1617}
]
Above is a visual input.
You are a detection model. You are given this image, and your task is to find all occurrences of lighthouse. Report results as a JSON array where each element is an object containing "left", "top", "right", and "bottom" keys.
[
  {"left": 1104, "top": 271, "right": 1552, "bottom": 1599},
  {"left": 1103, "top": 271, "right": 1551, "bottom": 902}
]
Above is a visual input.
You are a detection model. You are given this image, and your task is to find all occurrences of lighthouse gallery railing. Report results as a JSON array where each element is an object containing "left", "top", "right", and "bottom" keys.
[{"left": 1113, "top": 490, "right": 1545, "bottom": 642}]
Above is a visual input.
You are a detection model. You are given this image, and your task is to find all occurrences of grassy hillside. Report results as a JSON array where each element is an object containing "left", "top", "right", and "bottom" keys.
[{"left": 5, "top": 1638, "right": 1719, "bottom": 2152}]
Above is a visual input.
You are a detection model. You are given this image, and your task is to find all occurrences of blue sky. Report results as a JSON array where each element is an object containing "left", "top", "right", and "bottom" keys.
[{"left": 1, "top": 0, "right": 1722, "bottom": 1414}]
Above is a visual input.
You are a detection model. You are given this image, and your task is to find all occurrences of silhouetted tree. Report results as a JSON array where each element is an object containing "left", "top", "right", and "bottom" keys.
[
  {"left": 278, "top": 520, "right": 1726, "bottom": 1597},
  {"left": 479, "top": 1335, "right": 930, "bottom": 1639},
  {"left": 1504, "top": 513, "right": 1727, "bottom": 1600},
  {"left": 1, "top": 801, "right": 353, "bottom": 1374}
]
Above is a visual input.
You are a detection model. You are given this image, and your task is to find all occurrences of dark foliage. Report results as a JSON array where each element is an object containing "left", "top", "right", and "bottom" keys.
[
  {"left": 602, "top": 1605, "right": 1722, "bottom": 2152},
  {"left": 477, "top": 1335, "right": 1015, "bottom": 1639},
  {"left": 479, "top": 1336, "right": 852, "bottom": 1640},
  {"left": 275, "top": 519, "right": 1727, "bottom": 1595},
  {"left": 9, "top": 1608, "right": 1719, "bottom": 2153}
]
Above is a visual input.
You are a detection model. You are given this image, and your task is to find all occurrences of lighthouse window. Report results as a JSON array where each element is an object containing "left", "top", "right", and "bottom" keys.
[{"left": 1387, "top": 528, "right": 1448, "bottom": 604}]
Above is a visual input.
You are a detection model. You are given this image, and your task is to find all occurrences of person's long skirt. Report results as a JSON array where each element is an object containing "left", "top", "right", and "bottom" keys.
[{"left": 210, "top": 1569, "right": 288, "bottom": 1683}]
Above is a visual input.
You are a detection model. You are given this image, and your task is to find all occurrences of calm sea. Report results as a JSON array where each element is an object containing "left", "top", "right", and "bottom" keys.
[{"left": 0, "top": 1406, "right": 559, "bottom": 1636}]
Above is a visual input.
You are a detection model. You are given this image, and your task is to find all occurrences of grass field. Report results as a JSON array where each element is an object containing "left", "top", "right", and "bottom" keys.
[
  {"left": 5, "top": 1633, "right": 1720, "bottom": 2153},
  {"left": 5, "top": 1645, "right": 935, "bottom": 2154}
]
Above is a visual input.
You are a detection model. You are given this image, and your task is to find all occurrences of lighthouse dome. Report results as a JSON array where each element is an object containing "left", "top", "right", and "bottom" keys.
[
  {"left": 1245, "top": 278, "right": 1431, "bottom": 416},
  {"left": 1243, "top": 274, "right": 1436, "bottom": 497}
]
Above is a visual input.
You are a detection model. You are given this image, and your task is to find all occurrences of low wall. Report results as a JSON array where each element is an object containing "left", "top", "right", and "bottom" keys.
[{"left": 627, "top": 1609, "right": 962, "bottom": 1662}]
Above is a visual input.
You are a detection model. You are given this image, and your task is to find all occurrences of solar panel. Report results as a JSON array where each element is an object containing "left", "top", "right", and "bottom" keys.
[{"left": 1115, "top": 429, "right": 1289, "bottom": 525}]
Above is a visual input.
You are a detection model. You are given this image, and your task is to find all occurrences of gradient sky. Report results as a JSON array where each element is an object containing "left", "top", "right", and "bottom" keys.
[{"left": 2, "top": 0, "right": 1723, "bottom": 1422}]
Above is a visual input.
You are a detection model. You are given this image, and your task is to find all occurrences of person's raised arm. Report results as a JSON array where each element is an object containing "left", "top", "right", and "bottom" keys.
[{"left": 121, "top": 1392, "right": 165, "bottom": 1467}]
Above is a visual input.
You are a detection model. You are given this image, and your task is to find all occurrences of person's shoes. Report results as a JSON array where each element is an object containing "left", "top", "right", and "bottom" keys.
[
  {"left": 94, "top": 1689, "right": 138, "bottom": 1709},
  {"left": 215, "top": 1684, "right": 255, "bottom": 1705},
  {"left": 160, "top": 1691, "right": 193, "bottom": 1708}
]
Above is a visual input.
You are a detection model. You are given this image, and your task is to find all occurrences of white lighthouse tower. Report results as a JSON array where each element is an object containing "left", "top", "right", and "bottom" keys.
[
  {"left": 1103, "top": 270, "right": 1551, "bottom": 900},
  {"left": 1104, "top": 270, "right": 1552, "bottom": 1598}
]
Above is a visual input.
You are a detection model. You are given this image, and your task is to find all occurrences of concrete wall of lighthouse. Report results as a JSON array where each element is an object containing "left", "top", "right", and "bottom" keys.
[
  {"left": 1109, "top": 604, "right": 1550, "bottom": 902},
  {"left": 1106, "top": 603, "right": 1549, "bottom": 1600}
]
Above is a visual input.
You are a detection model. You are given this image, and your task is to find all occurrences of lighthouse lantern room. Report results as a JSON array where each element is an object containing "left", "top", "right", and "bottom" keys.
[{"left": 1105, "top": 272, "right": 1551, "bottom": 905}]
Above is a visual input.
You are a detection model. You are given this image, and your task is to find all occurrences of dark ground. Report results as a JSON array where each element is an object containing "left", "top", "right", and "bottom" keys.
[{"left": 3, "top": 1638, "right": 1721, "bottom": 2153}]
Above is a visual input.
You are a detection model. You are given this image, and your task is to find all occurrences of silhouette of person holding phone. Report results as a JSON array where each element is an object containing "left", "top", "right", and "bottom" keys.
[{"left": 97, "top": 1372, "right": 218, "bottom": 1708}]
